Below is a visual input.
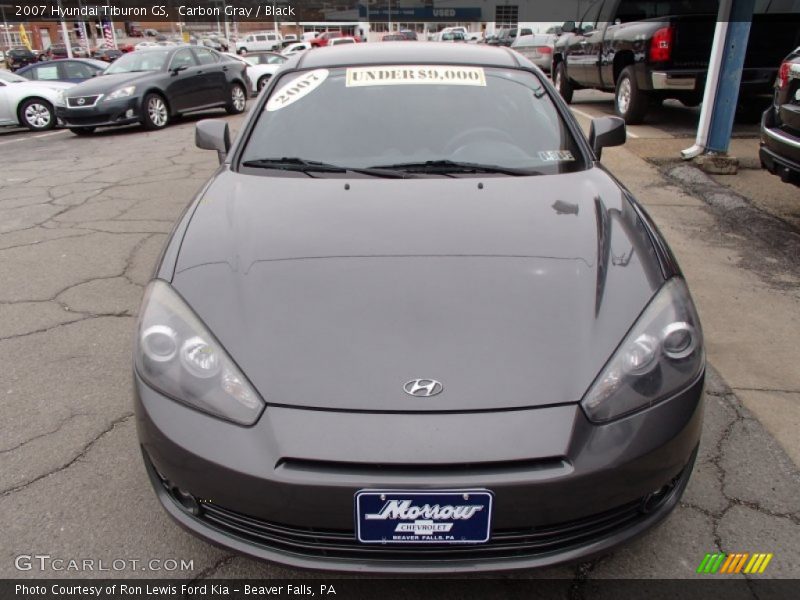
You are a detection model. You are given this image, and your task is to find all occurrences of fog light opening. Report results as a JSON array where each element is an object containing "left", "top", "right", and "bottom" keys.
[
  {"left": 173, "top": 487, "right": 201, "bottom": 516},
  {"left": 641, "top": 480, "right": 676, "bottom": 514}
]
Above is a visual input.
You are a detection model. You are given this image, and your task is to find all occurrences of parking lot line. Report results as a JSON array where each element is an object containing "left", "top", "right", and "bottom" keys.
[
  {"left": 571, "top": 107, "right": 641, "bottom": 138},
  {"left": 0, "top": 130, "right": 69, "bottom": 146}
]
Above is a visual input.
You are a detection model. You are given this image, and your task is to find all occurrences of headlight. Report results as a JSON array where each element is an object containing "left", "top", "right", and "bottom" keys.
[
  {"left": 105, "top": 85, "right": 135, "bottom": 101},
  {"left": 55, "top": 90, "right": 66, "bottom": 106},
  {"left": 581, "top": 278, "right": 704, "bottom": 423},
  {"left": 135, "top": 280, "right": 265, "bottom": 426}
]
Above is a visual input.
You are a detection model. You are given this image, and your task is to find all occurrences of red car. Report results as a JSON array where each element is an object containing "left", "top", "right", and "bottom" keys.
[{"left": 310, "top": 31, "right": 360, "bottom": 47}]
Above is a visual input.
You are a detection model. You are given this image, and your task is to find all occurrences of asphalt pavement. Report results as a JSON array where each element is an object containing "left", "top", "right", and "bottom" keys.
[{"left": 1, "top": 96, "right": 798, "bottom": 585}]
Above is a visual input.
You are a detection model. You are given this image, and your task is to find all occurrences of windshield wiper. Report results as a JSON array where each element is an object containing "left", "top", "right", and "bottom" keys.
[
  {"left": 369, "top": 160, "right": 538, "bottom": 176},
  {"left": 241, "top": 157, "right": 413, "bottom": 178}
]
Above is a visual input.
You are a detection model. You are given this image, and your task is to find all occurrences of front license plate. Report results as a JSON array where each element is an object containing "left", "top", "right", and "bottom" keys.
[{"left": 355, "top": 489, "right": 493, "bottom": 544}]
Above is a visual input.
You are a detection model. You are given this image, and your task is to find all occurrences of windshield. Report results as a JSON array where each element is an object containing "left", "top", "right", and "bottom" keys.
[
  {"left": 105, "top": 49, "right": 170, "bottom": 74},
  {"left": 241, "top": 65, "right": 584, "bottom": 176}
]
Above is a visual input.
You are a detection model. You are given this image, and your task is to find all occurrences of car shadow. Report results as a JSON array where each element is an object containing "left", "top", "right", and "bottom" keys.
[
  {"left": 75, "top": 109, "right": 239, "bottom": 138},
  {"left": 571, "top": 91, "right": 761, "bottom": 136}
]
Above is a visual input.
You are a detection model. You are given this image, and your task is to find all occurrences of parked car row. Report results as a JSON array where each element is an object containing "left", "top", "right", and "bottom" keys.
[
  {"left": 0, "top": 43, "right": 255, "bottom": 134},
  {"left": 234, "top": 30, "right": 361, "bottom": 54},
  {"left": 2, "top": 37, "right": 797, "bottom": 190},
  {"left": 550, "top": 1, "right": 800, "bottom": 125},
  {"left": 55, "top": 46, "right": 248, "bottom": 135}
]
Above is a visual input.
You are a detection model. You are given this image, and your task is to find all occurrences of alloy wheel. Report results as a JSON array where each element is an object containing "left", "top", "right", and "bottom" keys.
[
  {"left": 232, "top": 85, "right": 246, "bottom": 111},
  {"left": 148, "top": 97, "right": 168, "bottom": 127},
  {"left": 24, "top": 103, "right": 51, "bottom": 129},
  {"left": 617, "top": 78, "right": 632, "bottom": 115}
]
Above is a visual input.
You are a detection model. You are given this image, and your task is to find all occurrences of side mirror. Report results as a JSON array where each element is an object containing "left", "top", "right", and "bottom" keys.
[
  {"left": 589, "top": 116, "right": 626, "bottom": 159},
  {"left": 562, "top": 21, "right": 576, "bottom": 34},
  {"left": 171, "top": 64, "right": 188, "bottom": 75},
  {"left": 196, "top": 119, "right": 230, "bottom": 164}
]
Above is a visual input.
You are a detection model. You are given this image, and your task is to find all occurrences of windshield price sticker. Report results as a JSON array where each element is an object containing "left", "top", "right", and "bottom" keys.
[
  {"left": 346, "top": 66, "right": 487, "bottom": 88},
  {"left": 266, "top": 69, "right": 329, "bottom": 112},
  {"left": 539, "top": 150, "right": 576, "bottom": 162}
]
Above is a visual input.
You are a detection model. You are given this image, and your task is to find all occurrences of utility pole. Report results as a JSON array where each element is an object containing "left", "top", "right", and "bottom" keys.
[
  {"left": 681, "top": 0, "right": 756, "bottom": 171},
  {"left": 56, "top": 0, "right": 73, "bottom": 57}
]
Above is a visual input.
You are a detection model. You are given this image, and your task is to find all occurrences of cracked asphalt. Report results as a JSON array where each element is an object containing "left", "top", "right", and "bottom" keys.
[{"left": 1, "top": 109, "right": 799, "bottom": 584}]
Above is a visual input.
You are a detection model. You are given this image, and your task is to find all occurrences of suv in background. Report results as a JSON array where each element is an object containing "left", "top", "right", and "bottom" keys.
[
  {"left": 237, "top": 32, "right": 282, "bottom": 54},
  {"left": 5, "top": 48, "right": 37, "bottom": 71},
  {"left": 760, "top": 48, "right": 800, "bottom": 186}
]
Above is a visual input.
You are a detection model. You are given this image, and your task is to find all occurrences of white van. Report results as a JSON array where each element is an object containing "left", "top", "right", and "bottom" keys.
[{"left": 236, "top": 32, "right": 282, "bottom": 54}]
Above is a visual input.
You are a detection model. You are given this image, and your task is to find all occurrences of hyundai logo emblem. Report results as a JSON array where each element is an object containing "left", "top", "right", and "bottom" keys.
[{"left": 404, "top": 379, "right": 443, "bottom": 397}]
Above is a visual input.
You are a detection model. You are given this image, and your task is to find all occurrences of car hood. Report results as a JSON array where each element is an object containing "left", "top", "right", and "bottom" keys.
[
  {"left": 65, "top": 71, "right": 153, "bottom": 95},
  {"left": 172, "top": 168, "right": 664, "bottom": 412}
]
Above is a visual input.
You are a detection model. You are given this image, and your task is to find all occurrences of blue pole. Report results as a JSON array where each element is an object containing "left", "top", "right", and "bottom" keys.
[{"left": 706, "top": 0, "right": 755, "bottom": 154}]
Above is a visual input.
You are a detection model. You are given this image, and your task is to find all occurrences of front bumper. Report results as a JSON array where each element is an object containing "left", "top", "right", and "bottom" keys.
[
  {"left": 56, "top": 96, "right": 141, "bottom": 128},
  {"left": 135, "top": 371, "right": 704, "bottom": 572}
]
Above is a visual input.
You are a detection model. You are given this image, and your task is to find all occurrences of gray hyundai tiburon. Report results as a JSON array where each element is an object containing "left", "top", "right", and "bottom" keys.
[{"left": 134, "top": 43, "right": 705, "bottom": 572}]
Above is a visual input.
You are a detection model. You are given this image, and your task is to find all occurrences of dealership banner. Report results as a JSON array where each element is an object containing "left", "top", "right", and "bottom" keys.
[
  {"left": 5, "top": 0, "right": 798, "bottom": 23},
  {"left": 4, "top": 579, "right": 800, "bottom": 599}
]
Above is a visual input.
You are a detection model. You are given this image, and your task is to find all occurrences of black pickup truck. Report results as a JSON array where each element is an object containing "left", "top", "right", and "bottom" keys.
[{"left": 553, "top": 0, "right": 800, "bottom": 124}]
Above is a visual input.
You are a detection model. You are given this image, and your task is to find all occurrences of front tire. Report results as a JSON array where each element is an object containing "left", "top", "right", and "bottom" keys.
[
  {"left": 141, "top": 93, "right": 169, "bottom": 130},
  {"left": 554, "top": 62, "right": 573, "bottom": 104},
  {"left": 19, "top": 98, "right": 55, "bottom": 131},
  {"left": 69, "top": 127, "right": 96, "bottom": 136},
  {"left": 225, "top": 83, "right": 247, "bottom": 114},
  {"left": 615, "top": 66, "right": 648, "bottom": 125},
  {"left": 257, "top": 75, "right": 272, "bottom": 93}
]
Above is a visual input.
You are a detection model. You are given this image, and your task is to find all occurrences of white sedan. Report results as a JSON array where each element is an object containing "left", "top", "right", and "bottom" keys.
[
  {"left": 225, "top": 51, "right": 287, "bottom": 95},
  {"left": 0, "top": 69, "right": 73, "bottom": 131},
  {"left": 281, "top": 42, "right": 311, "bottom": 57}
]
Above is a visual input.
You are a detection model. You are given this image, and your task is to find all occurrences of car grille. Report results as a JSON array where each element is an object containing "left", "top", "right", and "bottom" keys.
[
  {"left": 67, "top": 95, "right": 100, "bottom": 107},
  {"left": 190, "top": 492, "right": 670, "bottom": 562}
]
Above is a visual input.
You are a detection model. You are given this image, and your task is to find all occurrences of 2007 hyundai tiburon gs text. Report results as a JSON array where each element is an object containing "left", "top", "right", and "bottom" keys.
[{"left": 134, "top": 44, "right": 705, "bottom": 572}]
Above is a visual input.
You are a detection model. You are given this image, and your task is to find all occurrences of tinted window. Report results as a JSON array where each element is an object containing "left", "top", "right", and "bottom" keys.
[
  {"left": 63, "top": 61, "right": 96, "bottom": 79},
  {"left": 194, "top": 48, "right": 218, "bottom": 65},
  {"left": 255, "top": 35, "right": 267, "bottom": 41},
  {"left": 242, "top": 66, "right": 584, "bottom": 175},
  {"left": 578, "top": 0, "right": 605, "bottom": 31},
  {"left": 170, "top": 48, "right": 197, "bottom": 69}
]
